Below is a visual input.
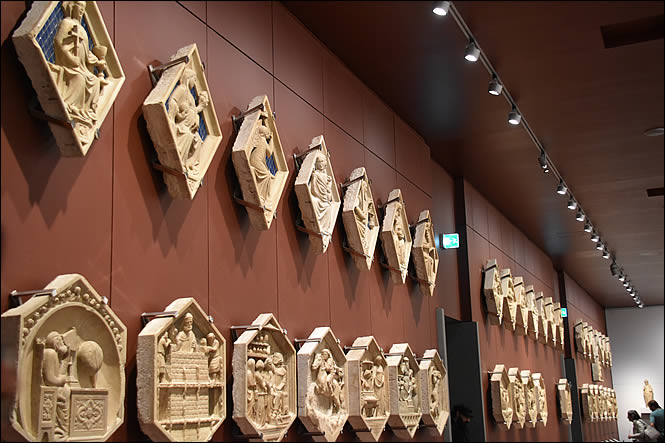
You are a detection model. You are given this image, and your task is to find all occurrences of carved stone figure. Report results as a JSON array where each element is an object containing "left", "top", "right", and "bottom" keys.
[
  {"left": 411, "top": 210, "right": 439, "bottom": 297},
  {"left": 513, "top": 277, "right": 528, "bottom": 336},
  {"left": 525, "top": 286, "right": 539, "bottom": 341},
  {"left": 296, "top": 328, "right": 348, "bottom": 442},
  {"left": 592, "top": 361, "right": 604, "bottom": 383},
  {"left": 2, "top": 274, "right": 127, "bottom": 441},
  {"left": 419, "top": 349, "right": 449, "bottom": 436},
  {"left": 346, "top": 336, "right": 389, "bottom": 442},
  {"left": 508, "top": 367, "right": 526, "bottom": 429},
  {"left": 580, "top": 384, "right": 593, "bottom": 421},
  {"left": 342, "top": 167, "right": 379, "bottom": 271},
  {"left": 643, "top": 379, "right": 654, "bottom": 408},
  {"left": 500, "top": 269, "right": 517, "bottom": 331},
  {"left": 13, "top": 1, "right": 125, "bottom": 156},
  {"left": 490, "top": 364, "right": 513, "bottom": 430},
  {"left": 483, "top": 259, "right": 504, "bottom": 326},
  {"left": 536, "top": 293, "right": 549, "bottom": 345},
  {"left": 543, "top": 297, "right": 556, "bottom": 348},
  {"left": 232, "top": 96, "right": 288, "bottom": 230},
  {"left": 520, "top": 370, "right": 537, "bottom": 428},
  {"left": 232, "top": 314, "right": 296, "bottom": 442},
  {"left": 532, "top": 372, "right": 548, "bottom": 427},
  {"left": 379, "top": 189, "right": 412, "bottom": 284},
  {"left": 386, "top": 344, "right": 421, "bottom": 439},
  {"left": 557, "top": 379, "right": 573, "bottom": 424},
  {"left": 294, "top": 137, "right": 341, "bottom": 254},
  {"left": 137, "top": 298, "right": 226, "bottom": 442}
]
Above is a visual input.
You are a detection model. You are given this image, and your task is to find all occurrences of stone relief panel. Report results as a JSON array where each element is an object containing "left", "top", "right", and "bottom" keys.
[
  {"left": 346, "top": 336, "right": 389, "bottom": 442},
  {"left": 543, "top": 297, "right": 556, "bottom": 348},
  {"left": 232, "top": 314, "right": 296, "bottom": 442},
  {"left": 379, "top": 189, "right": 412, "bottom": 284},
  {"left": 508, "top": 367, "right": 526, "bottom": 429},
  {"left": 294, "top": 136, "right": 341, "bottom": 254},
  {"left": 418, "top": 349, "right": 449, "bottom": 436},
  {"left": 232, "top": 96, "right": 289, "bottom": 231},
  {"left": 296, "top": 327, "right": 348, "bottom": 442},
  {"left": 341, "top": 167, "right": 379, "bottom": 272},
  {"left": 535, "top": 293, "right": 549, "bottom": 346},
  {"left": 580, "top": 384, "right": 593, "bottom": 422},
  {"left": 557, "top": 379, "right": 573, "bottom": 424},
  {"left": 386, "top": 344, "right": 421, "bottom": 439},
  {"left": 411, "top": 210, "right": 439, "bottom": 297},
  {"left": 137, "top": 298, "right": 226, "bottom": 442},
  {"left": 482, "top": 259, "right": 504, "bottom": 326},
  {"left": 499, "top": 269, "right": 517, "bottom": 332},
  {"left": 525, "top": 285, "right": 539, "bottom": 341},
  {"left": 552, "top": 302, "right": 564, "bottom": 351},
  {"left": 13, "top": 1, "right": 125, "bottom": 156},
  {"left": 490, "top": 364, "right": 513, "bottom": 430},
  {"left": 532, "top": 372, "right": 548, "bottom": 427},
  {"left": 574, "top": 320, "right": 590, "bottom": 359},
  {"left": 1, "top": 274, "right": 127, "bottom": 441},
  {"left": 512, "top": 277, "right": 528, "bottom": 336},
  {"left": 520, "top": 370, "right": 537, "bottom": 428},
  {"left": 591, "top": 362, "right": 604, "bottom": 383},
  {"left": 143, "top": 43, "right": 222, "bottom": 200}
]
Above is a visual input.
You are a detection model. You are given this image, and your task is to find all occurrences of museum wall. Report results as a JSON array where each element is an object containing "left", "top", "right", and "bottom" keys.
[
  {"left": 606, "top": 305, "right": 664, "bottom": 442},
  {"left": 564, "top": 272, "right": 619, "bottom": 441},
  {"left": 463, "top": 180, "right": 570, "bottom": 442},
  {"left": 0, "top": 1, "right": 460, "bottom": 442}
]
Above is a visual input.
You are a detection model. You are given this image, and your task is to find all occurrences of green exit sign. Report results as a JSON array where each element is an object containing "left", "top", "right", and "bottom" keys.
[
  {"left": 561, "top": 308, "right": 568, "bottom": 318},
  {"left": 441, "top": 233, "right": 459, "bottom": 249}
]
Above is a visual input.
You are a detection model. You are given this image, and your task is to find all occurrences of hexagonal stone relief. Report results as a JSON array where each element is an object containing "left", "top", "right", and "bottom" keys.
[
  {"left": 345, "top": 336, "right": 389, "bottom": 442},
  {"left": 232, "top": 314, "right": 296, "bottom": 442},
  {"left": 13, "top": 1, "right": 125, "bottom": 156},
  {"left": 386, "top": 343, "right": 421, "bottom": 439},
  {"left": 520, "top": 370, "right": 537, "bottom": 428},
  {"left": 543, "top": 297, "right": 556, "bottom": 348},
  {"left": 535, "top": 292, "right": 549, "bottom": 345},
  {"left": 525, "top": 285, "right": 539, "bottom": 341},
  {"left": 379, "top": 189, "right": 412, "bottom": 284},
  {"left": 500, "top": 269, "right": 517, "bottom": 332},
  {"left": 418, "top": 349, "right": 449, "bottom": 436},
  {"left": 483, "top": 259, "right": 504, "bottom": 326},
  {"left": 341, "top": 167, "right": 379, "bottom": 272},
  {"left": 294, "top": 136, "right": 340, "bottom": 254},
  {"left": 1, "top": 273, "right": 127, "bottom": 441},
  {"left": 532, "top": 372, "right": 548, "bottom": 427},
  {"left": 557, "top": 378, "right": 573, "bottom": 424},
  {"left": 490, "top": 364, "right": 513, "bottom": 430},
  {"left": 296, "top": 327, "right": 348, "bottom": 442},
  {"left": 137, "top": 298, "right": 226, "bottom": 441},
  {"left": 411, "top": 210, "right": 439, "bottom": 297},
  {"left": 508, "top": 367, "right": 526, "bottom": 429},
  {"left": 143, "top": 43, "right": 222, "bottom": 200},
  {"left": 512, "top": 277, "right": 528, "bottom": 336},
  {"left": 232, "top": 96, "right": 289, "bottom": 231}
]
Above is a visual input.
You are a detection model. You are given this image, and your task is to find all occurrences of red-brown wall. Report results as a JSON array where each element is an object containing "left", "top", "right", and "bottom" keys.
[{"left": 0, "top": 2, "right": 460, "bottom": 441}]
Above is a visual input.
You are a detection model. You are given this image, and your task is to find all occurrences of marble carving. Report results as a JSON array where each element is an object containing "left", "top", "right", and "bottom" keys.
[
  {"left": 294, "top": 136, "right": 341, "bottom": 254},
  {"left": 143, "top": 43, "right": 222, "bottom": 199},
  {"left": 483, "top": 259, "right": 504, "bottom": 326},
  {"left": 232, "top": 314, "right": 296, "bottom": 442},
  {"left": 232, "top": 96, "right": 289, "bottom": 230},
  {"left": 345, "top": 336, "right": 389, "bottom": 442},
  {"left": 296, "top": 327, "right": 348, "bottom": 442},
  {"left": 411, "top": 210, "right": 439, "bottom": 297},
  {"left": 341, "top": 167, "right": 379, "bottom": 271},
  {"left": 418, "top": 349, "right": 449, "bottom": 436},
  {"left": 508, "top": 367, "right": 526, "bottom": 429},
  {"left": 13, "top": 1, "right": 125, "bottom": 156},
  {"left": 536, "top": 293, "right": 549, "bottom": 345},
  {"left": 379, "top": 189, "right": 412, "bottom": 284},
  {"left": 552, "top": 302, "right": 564, "bottom": 351},
  {"left": 513, "top": 277, "right": 528, "bottom": 336},
  {"left": 543, "top": 297, "right": 556, "bottom": 348},
  {"left": 557, "top": 379, "right": 573, "bottom": 424},
  {"left": 490, "top": 364, "right": 513, "bottom": 430},
  {"left": 520, "top": 370, "right": 537, "bottom": 428},
  {"left": 137, "top": 298, "right": 225, "bottom": 442},
  {"left": 500, "top": 269, "right": 517, "bottom": 332},
  {"left": 580, "top": 384, "right": 593, "bottom": 422},
  {"left": 532, "top": 372, "right": 548, "bottom": 427},
  {"left": 525, "top": 285, "right": 539, "bottom": 341},
  {"left": 1, "top": 274, "right": 127, "bottom": 441},
  {"left": 574, "top": 320, "right": 590, "bottom": 359},
  {"left": 386, "top": 344, "right": 422, "bottom": 439}
]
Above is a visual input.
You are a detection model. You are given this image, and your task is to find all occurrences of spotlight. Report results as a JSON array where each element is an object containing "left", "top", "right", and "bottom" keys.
[
  {"left": 623, "top": 280, "right": 629, "bottom": 287},
  {"left": 591, "top": 232, "right": 599, "bottom": 242},
  {"left": 602, "top": 249, "right": 610, "bottom": 259},
  {"left": 556, "top": 180, "right": 567, "bottom": 195},
  {"left": 626, "top": 285, "right": 632, "bottom": 292},
  {"left": 638, "top": 304, "right": 644, "bottom": 309},
  {"left": 567, "top": 198, "right": 577, "bottom": 210},
  {"left": 488, "top": 76, "right": 502, "bottom": 96},
  {"left": 610, "top": 261, "right": 619, "bottom": 276},
  {"left": 576, "top": 209, "right": 585, "bottom": 222},
  {"left": 584, "top": 221, "right": 592, "bottom": 233},
  {"left": 618, "top": 274, "right": 626, "bottom": 282},
  {"left": 509, "top": 107, "right": 522, "bottom": 125},
  {"left": 464, "top": 40, "right": 480, "bottom": 62},
  {"left": 596, "top": 241, "right": 604, "bottom": 251},
  {"left": 432, "top": 1, "right": 450, "bottom": 16}
]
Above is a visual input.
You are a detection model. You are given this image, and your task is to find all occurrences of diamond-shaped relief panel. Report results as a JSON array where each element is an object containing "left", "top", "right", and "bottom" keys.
[
  {"left": 380, "top": 189, "right": 412, "bottom": 284},
  {"left": 418, "top": 349, "right": 449, "bottom": 436},
  {"left": 411, "top": 210, "right": 439, "bottom": 297},
  {"left": 520, "top": 370, "right": 538, "bottom": 429},
  {"left": 1, "top": 274, "right": 127, "bottom": 441},
  {"left": 13, "top": 1, "right": 125, "bottom": 156},
  {"left": 500, "top": 269, "right": 517, "bottom": 332},
  {"left": 386, "top": 343, "right": 421, "bottom": 439},
  {"left": 508, "top": 367, "right": 527, "bottom": 429},
  {"left": 512, "top": 277, "right": 528, "bottom": 336},
  {"left": 483, "top": 259, "right": 504, "bottom": 326},
  {"left": 137, "top": 298, "right": 226, "bottom": 442},
  {"left": 341, "top": 167, "right": 379, "bottom": 272},
  {"left": 532, "top": 372, "right": 548, "bottom": 427}
]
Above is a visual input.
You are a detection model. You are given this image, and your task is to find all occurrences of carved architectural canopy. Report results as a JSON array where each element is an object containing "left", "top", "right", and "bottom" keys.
[
  {"left": 379, "top": 189, "right": 412, "bottom": 284},
  {"left": 411, "top": 210, "right": 439, "bottom": 297},
  {"left": 532, "top": 372, "right": 548, "bottom": 427},
  {"left": 386, "top": 344, "right": 421, "bottom": 439},
  {"left": 520, "top": 370, "right": 537, "bottom": 428},
  {"left": 294, "top": 136, "right": 341, "bottom": 254},
  {"left": 557, "top": 379, "right": 573, "bottom": 424},
  {"left": 490, "top": 364, "right": 513, "bottom": 430},
  {"left": 341, "top": 167, "right": 379, "bottom": 272},
  {"left": 296, "top": 327, "right": 348, "bottom": 442},
  {"left": 508, "top": 367, "right": 526, "bottom": 429},
  {"left": 137, "top": 298, "right": 226, "bottom": 442},
  {"left": 232, "top": 314, "right": 296, "bottom": 442},
  {"left": 232, "top": 95, "right": 289, "bottom": 231},
  {"left": 525, "top": 285, "right": 539, "bottom": 341},
  {"left": 1, "top": 273, "right": 127, "bottom": 441},
  {"left": 13, "top": 1, "right": 125, "bottom": 156},
  {"left": 512, "top": 277, "right": 528, "bottom": 336},
  {"left": 345, "top": 336, "right": 389, "bottom": 442},
  {"left": 143, "top": 43, "right": 222, "bottom": 200},
  {"left": 418, "top": 349, "right": 449, "bottom": 436},
  {"left": 500, "top": 269, "right": 517, "bottom": 332},
  {"left": 482, "top": 259, "right": 504, "bottom": 326}
]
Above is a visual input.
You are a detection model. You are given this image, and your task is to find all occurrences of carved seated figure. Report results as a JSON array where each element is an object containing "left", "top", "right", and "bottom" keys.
[
  {"left": 175, "top": 313, "right": 198, "bottom": 353},
  {"left": 41, "top": 331, "right": 73, "bottom": 441},
  {"left": 311, "top": 349, "right": 344, "bottom": 412}
]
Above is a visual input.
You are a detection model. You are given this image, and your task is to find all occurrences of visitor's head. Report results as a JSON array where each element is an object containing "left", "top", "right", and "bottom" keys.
[
  {"left": 648, "top": 400, "right": 661, "bottom": 411},
  {"left": 628, "top": 410, "right": 640, "bottom": 421}
]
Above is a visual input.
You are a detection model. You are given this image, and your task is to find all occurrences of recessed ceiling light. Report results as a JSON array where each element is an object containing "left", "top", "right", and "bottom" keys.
[{"left": 644, "top": 127, "right": 664, "bottom": 137}]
